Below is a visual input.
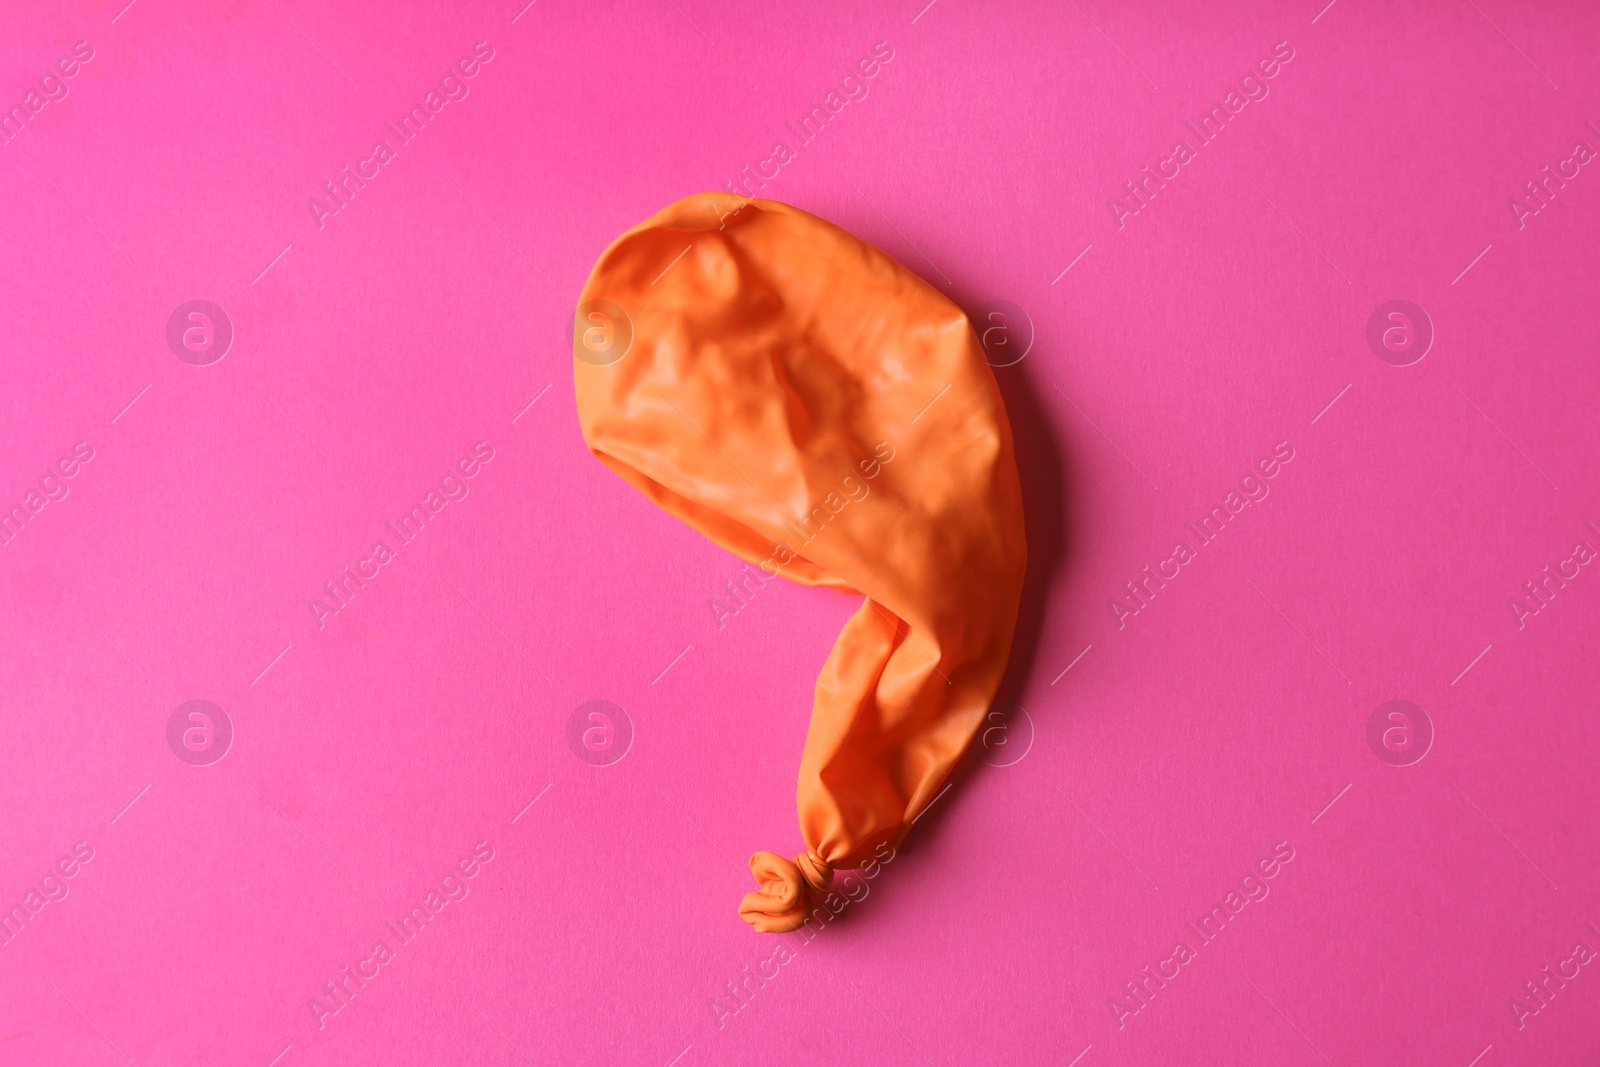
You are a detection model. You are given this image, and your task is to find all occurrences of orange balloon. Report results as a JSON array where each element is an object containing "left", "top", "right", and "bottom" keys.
[{"left": 573, "top": 193, "right": 1026, "bottom": 931}]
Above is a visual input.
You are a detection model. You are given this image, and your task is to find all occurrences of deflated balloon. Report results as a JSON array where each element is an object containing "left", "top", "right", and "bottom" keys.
[{"left": 573, "top": 193, "right": 1026, "bottom": 931}]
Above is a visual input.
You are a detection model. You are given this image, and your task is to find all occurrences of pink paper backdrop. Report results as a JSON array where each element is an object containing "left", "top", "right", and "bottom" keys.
[{"left": 3, "top": 0, "right": 1599, "bottom": 1064}]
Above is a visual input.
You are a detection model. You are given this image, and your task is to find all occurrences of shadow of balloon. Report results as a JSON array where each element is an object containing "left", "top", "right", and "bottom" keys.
[{"left": 991, "top": 353, "right": 1074, "bottom": 709}]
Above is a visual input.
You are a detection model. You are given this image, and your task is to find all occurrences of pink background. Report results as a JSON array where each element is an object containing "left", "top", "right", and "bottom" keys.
[{"left": 3, "top": 0, "right": 1599, "bottom": 1064}]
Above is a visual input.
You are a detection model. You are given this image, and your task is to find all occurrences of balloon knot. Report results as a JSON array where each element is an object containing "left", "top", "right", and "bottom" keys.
[{"left": 738, "top": 850, "right": 833, "bottom": 933}]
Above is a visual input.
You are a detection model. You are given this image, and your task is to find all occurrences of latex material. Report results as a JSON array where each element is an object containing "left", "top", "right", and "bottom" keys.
[
  {"left": 572, "top": 193, "right": 1026, "bottom": 931},
  {"left": 737, "top": 851, "right": 833, "bottom": 933}
]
